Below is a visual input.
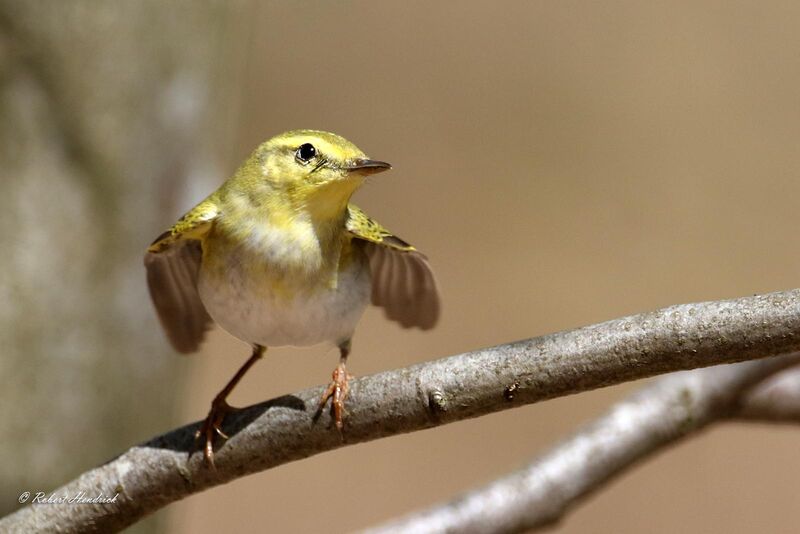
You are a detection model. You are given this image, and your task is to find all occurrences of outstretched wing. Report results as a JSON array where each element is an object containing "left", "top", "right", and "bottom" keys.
[
  {"left": 144, "top": 199, "right": 218, "bottom": 353},
  {"left": 346, "top": 205, "right": 440, "bottom": 329}
]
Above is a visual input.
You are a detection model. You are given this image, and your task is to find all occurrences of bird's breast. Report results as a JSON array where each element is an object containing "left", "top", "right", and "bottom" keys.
[{"left": 197, "top": 219, "right": 371, "bottom": 347}]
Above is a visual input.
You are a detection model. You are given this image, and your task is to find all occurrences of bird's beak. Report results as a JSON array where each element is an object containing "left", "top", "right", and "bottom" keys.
[{"left": 344, "top": 158, "right": 392, "bottom": 175}]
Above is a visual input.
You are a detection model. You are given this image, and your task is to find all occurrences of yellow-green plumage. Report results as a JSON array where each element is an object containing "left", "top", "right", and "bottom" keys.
[{"left": 145, "top": 130, "right": 439, "bottom": 354}]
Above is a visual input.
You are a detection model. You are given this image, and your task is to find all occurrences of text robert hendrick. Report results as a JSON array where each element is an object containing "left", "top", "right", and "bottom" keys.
[{"left": 18, "top": 491, "right": 119, "bottom": 505}]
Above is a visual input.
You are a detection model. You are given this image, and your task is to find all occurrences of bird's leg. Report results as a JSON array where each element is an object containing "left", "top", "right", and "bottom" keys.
[
  {"left": 318, "top": 339, "right": 353, "bottom": 433},
  {"left": 195, "top": 344, "right": 266, "bottom": 468}
]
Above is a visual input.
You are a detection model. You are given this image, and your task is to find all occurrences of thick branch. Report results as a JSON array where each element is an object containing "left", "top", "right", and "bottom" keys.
[
  {"left": 366, "top": 355, "right": 800, "bottom": 534},
  {"left": 2, "top": 290, "right": 800, "bottom": 532}
]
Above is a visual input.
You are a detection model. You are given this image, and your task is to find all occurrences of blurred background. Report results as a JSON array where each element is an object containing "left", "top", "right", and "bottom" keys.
[{"left": 3, "top": 1, "right": 800, "bottom": 532}]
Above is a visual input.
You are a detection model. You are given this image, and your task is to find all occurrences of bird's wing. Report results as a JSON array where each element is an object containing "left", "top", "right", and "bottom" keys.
[
  {"left": 345, "top": 204, "right": 440, "bottom": 329},
  {"left": 144, "top": 199, "right": 219, "bottom": 353}
]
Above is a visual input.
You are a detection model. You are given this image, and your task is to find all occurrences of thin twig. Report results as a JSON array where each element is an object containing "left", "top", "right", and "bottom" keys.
[{"left": 2, "top": 290, "right": 800, "bottom": 533}]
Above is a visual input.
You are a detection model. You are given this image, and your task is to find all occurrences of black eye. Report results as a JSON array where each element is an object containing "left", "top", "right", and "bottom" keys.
[{"left": 295, "top": 143, "right": 316, "bottom": 164}]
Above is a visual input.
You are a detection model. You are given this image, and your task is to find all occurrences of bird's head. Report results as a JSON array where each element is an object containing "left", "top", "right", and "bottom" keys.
[{"left": 232, "top": 130, "right": 391, "bottom": 222}]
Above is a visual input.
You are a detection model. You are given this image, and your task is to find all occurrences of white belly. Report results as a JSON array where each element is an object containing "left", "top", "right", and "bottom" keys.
[{"left": 197, "top": 256, "right": 371, "bottom": 348}]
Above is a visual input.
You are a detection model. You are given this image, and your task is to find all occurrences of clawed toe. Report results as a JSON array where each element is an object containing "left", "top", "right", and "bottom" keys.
[
  {"left": 318, "top": 362, "right": 351, "bottom": 432},
  {"left": 195, "top": 399, "right": 238, "bottom": 468}
]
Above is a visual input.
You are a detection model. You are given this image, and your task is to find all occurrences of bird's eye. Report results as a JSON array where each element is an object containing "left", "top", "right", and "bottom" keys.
[{"left": 295, "top": 143, "right": 317, "bottom": 164}]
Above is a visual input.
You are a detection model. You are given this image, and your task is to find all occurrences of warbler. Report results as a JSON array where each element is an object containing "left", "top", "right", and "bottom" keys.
[{"left": 144, "top": 130, "right": 440, "bottom": 466}]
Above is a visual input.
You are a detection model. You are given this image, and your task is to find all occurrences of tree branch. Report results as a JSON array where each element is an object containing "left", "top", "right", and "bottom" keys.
[
  {"left": 3, "top": 290, "right": 800, "bottom": 533},
  {"left": 365, "top": 355, "right": 800, "bottom": 534},
  {"left": 734, "top": 366, "right": 800, "bottom": 423}
]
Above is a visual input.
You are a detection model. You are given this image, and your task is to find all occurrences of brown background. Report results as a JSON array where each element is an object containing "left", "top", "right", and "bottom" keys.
[{"left": 158, "top": 2, "right": 800, "bottom": 532}]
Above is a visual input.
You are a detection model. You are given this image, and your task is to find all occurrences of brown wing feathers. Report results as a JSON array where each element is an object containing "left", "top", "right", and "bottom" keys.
[
  {"left": 365, "top": 244, "right": 440, "bottom": 330},
  {"left": 345, "top": 204, "right": 440, "bottom": 330},
  {"left": 144, "top": 240, "right": 212, "bottom": 353}
]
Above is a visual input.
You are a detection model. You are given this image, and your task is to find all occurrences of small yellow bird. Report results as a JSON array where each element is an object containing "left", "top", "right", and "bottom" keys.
[{"left": 145, "top": 130, "right": 440, "bottom": 466}]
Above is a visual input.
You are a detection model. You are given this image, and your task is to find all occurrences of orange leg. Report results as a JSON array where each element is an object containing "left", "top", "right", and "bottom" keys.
[
  {"left": 195, "top": 344, "right": 265, "bottom": 468},
  {"left": 318, "top": 339, "right": 353, "bottom": 433}
]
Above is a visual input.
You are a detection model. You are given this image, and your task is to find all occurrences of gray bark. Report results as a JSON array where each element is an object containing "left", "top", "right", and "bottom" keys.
[
  {"left": 735, "top": 365, "right": 800, "bottom": 423},
  {"left": 365, "top": 355, "right": 800, "bottom": 534},
  {"left": 1, "top": 289, "right": 799, "bottom": 533}
]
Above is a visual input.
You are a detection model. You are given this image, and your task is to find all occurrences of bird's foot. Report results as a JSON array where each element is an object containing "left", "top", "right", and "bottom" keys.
[
  {"left": 318, "top": 362, "right": 352, "bottom": 433},
  {"left": 195, "top": 396, "right": 238, "bottom": 468}
]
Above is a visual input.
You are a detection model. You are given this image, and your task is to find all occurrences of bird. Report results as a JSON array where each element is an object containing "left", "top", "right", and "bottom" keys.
[{"left": 144, "top": 129, "right": 440, "bottom": 466}]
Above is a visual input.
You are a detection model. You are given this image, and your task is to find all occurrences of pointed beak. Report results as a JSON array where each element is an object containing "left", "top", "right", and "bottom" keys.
[{"left": 344, "top": 158, "right": 392, "bottom": 175}]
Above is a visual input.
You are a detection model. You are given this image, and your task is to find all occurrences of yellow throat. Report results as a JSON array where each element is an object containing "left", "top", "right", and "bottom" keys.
[{"left": 199, "top": 130, "right": 390, "bottom": 295}]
